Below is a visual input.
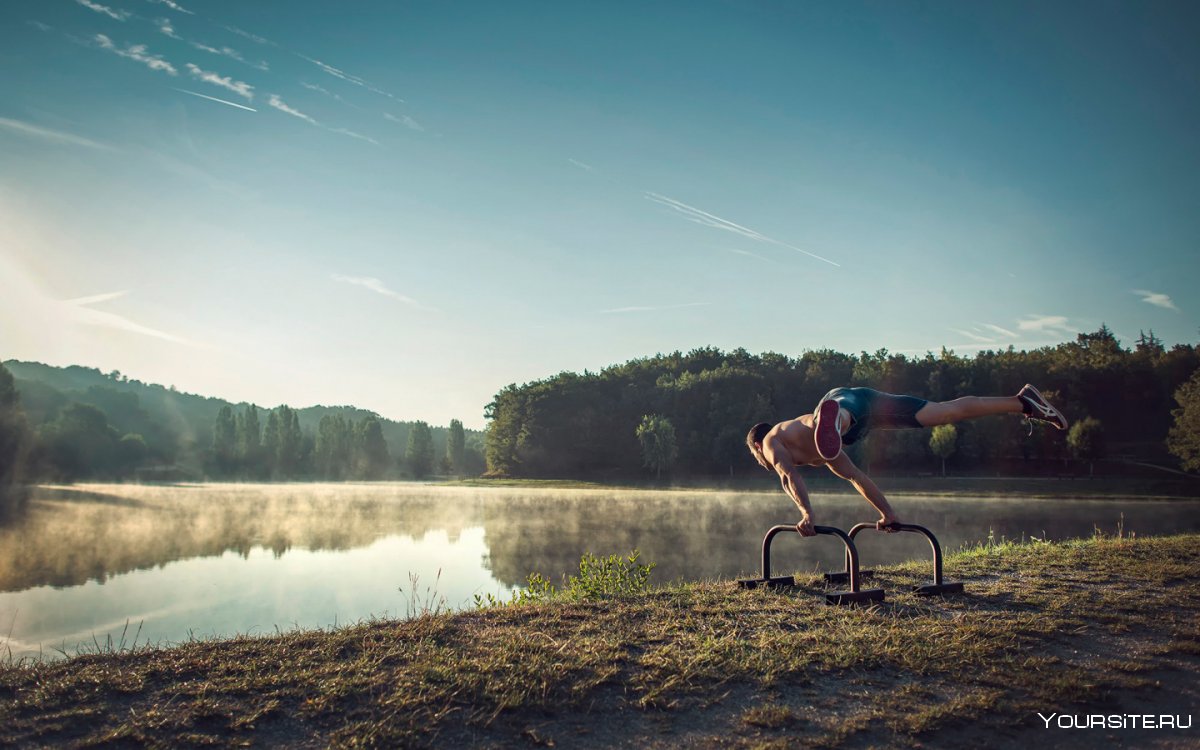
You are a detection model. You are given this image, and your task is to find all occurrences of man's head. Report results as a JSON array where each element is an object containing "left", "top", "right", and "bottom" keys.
[{"left": 746, "top": 422, "right": 773, "bottom": 471}]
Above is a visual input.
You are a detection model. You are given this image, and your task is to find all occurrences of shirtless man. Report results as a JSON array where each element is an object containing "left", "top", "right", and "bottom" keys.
[{"left": 745, "top": 385, "right": 1068, "bottom": 536}]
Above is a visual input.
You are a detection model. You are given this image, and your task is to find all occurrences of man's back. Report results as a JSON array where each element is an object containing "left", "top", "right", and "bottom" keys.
[{"left": 765, "top": 415, "right": 824, "bottom": 468}]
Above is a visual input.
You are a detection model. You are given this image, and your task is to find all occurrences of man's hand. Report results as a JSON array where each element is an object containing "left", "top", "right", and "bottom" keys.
[
  {"left": 876, "top": 514, "right": 902, "bottom": 533},
  {"left": 796, "top": 516, "right": 816, "bottom": 537}
]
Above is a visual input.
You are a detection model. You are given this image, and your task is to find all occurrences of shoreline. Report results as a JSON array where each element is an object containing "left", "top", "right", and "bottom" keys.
[{"left": 3, "top": 534, "right": 1198, "bottom": 748}]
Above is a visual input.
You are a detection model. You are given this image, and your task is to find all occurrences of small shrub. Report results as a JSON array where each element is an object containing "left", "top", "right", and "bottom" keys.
[
  {"left": 475, "top": 551, "right": 655, "bottom": 608},
  {"left": 563, "top": 551, "right": 655, "bottom": 601}
]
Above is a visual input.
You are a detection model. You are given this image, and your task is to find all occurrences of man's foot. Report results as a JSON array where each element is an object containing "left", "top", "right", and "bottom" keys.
[
  {"left": 1017, "top": 384, "right": 1069, "bottom": 430},
  {"left": 814, "top": 398, "right": 843, "bottom": 460}
]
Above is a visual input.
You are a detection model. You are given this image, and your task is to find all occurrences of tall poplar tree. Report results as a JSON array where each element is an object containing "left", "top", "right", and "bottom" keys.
[
  {"left": 262, "top": 410, "right": 281, "bottom": 477},
  {"left": 360, "top": 417, "right": 390, "bottom": 479},
  {"left": 446, "top": 418, "right": 466, "bottom": 476},
  {"left": 212, "top": 406, "right": 237, "bottom": 475},
  {"left": 406, "top": 421, "right": 434, "bottom": 479},
  {"left": 238, "top": 405, "right": 261, "bottom": 466}
]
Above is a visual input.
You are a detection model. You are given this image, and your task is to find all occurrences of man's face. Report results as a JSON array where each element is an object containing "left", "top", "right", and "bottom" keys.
[{"left": 749, "top": 440, "right": 771, "bottom": 470}]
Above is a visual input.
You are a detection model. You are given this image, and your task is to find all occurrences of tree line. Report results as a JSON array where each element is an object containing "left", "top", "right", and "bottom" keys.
[
  {"left": 205, "top": 404, "right": 472, "bottom": 481},
  {"left": 0, "top": 361, "right": 485, "bottom": 516},
  {"left": 484, "top": 327, "right": 1200, "bottom": 480}
]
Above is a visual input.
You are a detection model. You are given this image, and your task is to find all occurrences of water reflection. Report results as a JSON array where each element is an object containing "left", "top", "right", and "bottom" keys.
[
  {"left": 0, "top": 483, "right": 1197, "bottom": 661},
  {"left": 479, "top": 490, "right": 1200, "bottom": 585}
]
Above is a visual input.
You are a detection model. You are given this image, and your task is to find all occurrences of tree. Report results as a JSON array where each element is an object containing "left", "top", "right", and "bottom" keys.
[
  {"left": 116, "top": 433, "right": 148, "bottom": 474},
  {"left": 1067, "top": 417, "right": 1105, "bottom": 477},
  {"left": 212, "top": 406, "right": 237, "bottom": 476},
  {"left": 238, "top": 405, "right": 261, "bottom": 468},
  {"left": 316, "top": 415, "right": 350, "bottom": 479},
  {"left": 275, "top": 406, "right": 304, "bottom": 477},
  {"left": 41, "top": 403, "right": 118, "bottom": 480},
  {"left": 262, "top": 410, "right": 281, "bottom": 477},
  {"left": 1168, "top": 369, "right": 1200, "bottom": 472},
  {"left": 358, "top": 417, "right": 390, "bottom": 479},
  {"left": 929, "top": 424, "right": 957, "bottom": 477},
  {"left": 406, "top": 421, "right": 435, "bottom": 479},
  {"left": 446, "top": 418, "right": 466, "bottom": 476},
  {"left": 636, "top": 414, "right": 678, "bottom": 479},
  {"left": 0, "top": 363, "right": 30, "bottom": 516}
]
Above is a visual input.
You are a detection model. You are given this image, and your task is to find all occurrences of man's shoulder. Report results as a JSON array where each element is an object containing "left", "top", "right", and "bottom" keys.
[{"left": 767, "top": 423, "right": 821, "bottom": 467}]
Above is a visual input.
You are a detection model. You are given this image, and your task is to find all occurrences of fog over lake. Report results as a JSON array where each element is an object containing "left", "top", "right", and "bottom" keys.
[{"left": 2, "top": 483, "right": 1197, "bottom": 661}]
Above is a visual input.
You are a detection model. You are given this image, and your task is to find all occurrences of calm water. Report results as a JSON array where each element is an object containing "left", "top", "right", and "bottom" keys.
[{"left": 2, "top": 482, "right": 1197, "bottom": 661}]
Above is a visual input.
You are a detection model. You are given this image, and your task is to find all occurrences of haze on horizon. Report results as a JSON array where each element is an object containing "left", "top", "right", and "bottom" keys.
[{"left": 1, "top": 1, "right": 1197, "bottom": 428}]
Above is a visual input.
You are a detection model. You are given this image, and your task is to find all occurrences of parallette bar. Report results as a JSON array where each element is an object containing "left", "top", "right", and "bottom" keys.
[{"left": 735, "top": 524, "right": 885, "bottom": 605}]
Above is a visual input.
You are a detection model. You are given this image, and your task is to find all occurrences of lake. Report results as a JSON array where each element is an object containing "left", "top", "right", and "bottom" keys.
[{"left": 2, "top": 482, "right": 1198, "bottom": 661}]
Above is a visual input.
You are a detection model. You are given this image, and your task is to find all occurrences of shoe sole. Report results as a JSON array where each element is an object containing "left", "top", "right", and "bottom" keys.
[
  {"left": 1021, "top": 384, "right": 1069, "bottom": 430},
  {"left": 814, "top": 399, "right": 843, "bottom": 460}
]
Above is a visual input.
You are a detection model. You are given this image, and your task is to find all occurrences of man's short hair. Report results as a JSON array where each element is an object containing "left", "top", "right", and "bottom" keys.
[{"left": 746, "top": 422, "right": 773, "bottom": 470}]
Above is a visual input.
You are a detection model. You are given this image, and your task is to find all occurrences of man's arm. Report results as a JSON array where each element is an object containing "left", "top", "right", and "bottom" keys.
[
  {"left": 771, "top": 454, "right": 817, "bottom": 536},
  {"left": 825, "top": 452, "right": 901, "bottom": 528}
]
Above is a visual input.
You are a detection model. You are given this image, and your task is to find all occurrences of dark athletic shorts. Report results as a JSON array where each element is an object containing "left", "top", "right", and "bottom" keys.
[{"left": 820, "top": 387, "right": 929, "bottom": 445}]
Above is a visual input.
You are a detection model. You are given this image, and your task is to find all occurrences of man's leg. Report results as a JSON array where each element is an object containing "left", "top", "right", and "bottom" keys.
[
  {"left": 915, "top": 396, "right": 1022, "bottom": 427},
  {"left": 915, "top": 386, "right": 1068, "bottom": 430}
]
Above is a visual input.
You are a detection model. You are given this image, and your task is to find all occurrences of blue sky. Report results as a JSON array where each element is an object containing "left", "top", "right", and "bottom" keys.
[{"left": 1, "top": 1, "right": 1197, "bottom": 428}]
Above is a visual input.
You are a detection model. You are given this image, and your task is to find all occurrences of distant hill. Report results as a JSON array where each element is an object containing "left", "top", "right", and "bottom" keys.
[{"left": 3, "top": 360, "right": 484, "bottom": 476}]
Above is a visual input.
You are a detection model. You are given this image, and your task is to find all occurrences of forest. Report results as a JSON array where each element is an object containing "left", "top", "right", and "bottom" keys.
[
  {"left": 0, "top": 360, "right": 486, "bottom": 515},
  {"left": 484, "top": 328, "right": 1200, "bottom": 481},
  {"left": 4, "top": 326, "right": 1200, "bottom": 518}
]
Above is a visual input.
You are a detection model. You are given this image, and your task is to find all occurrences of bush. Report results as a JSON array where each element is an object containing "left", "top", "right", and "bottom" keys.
[{"left": 475, "top": 551, "right": 655, "bottom": 608}]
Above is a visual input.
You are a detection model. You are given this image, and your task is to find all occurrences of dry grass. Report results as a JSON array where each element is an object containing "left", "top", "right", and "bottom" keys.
[{"left": 2, "top": 534, "right": 1198, "bottom": 748}]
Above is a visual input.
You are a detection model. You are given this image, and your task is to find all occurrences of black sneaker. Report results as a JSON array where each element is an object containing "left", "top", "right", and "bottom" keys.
[{"left": 1017, "top": 384, "right": 1068, "bottom": 430}]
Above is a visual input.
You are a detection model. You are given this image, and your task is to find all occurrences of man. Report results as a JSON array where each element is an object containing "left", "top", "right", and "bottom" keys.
[{"left": 746, "top": 385, "right": 1068, "bottom": 536}]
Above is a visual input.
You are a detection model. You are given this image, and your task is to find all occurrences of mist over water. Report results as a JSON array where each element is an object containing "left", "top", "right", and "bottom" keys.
[{"left": 2, "top": 483, "right": 1197, "bottom": 661}]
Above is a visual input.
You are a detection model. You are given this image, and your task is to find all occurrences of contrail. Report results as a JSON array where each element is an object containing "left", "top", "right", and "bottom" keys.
[
  {"left": 172, "top": 87, "right": 257, "bottom": 112},
  {"left": 646, "top": 192, "right": 840, "bottom": 267}
]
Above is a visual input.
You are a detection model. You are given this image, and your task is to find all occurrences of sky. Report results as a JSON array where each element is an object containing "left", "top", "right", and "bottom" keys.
[{"left": 1, "top": 1, "right": 1197, "bottom": 429}]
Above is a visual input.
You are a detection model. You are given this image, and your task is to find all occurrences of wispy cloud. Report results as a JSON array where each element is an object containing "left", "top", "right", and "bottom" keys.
[
  {"left": 299, "top": 54, "right": 364, "bottom": 85},
  {"left": 298, "top": 54, "right": 402, "bottom": 100},
  {"left": 366, "top": 84, "right": 401, "bottom": 101},
  {"left": 27, "top": 20, "right": 53, "bottom": 32},
  {"left": 332, "top": 275, "right": 425, "bottom": 308},
  {"left": 267, "top": 95, "right": 378, "bottom": 145},
  {"left": 189, "top": 42, "right": 269, "bottom": 71},
  {"left": 568, "top": 158, "right": 594, "bottom": 172},
  {"left": 267, "top": 94, "right": 318, "bottom": 125},
  {"left": 724, "top": 247, "right": 774, "bottom": 264},
  {"left": 383, "top": 112, "right": 424, "bottom": 132},
  {"left": 950, "top": 328, "right": 995, "bottom": 343},
  {"left": 62, "top": 290, "right": 191, "bottom": 344},
  {"left": 225, "top": 25, "right": 274, "bottom": 47},
  {"left": 185, "top": 63, "right": 253, "bottom": 100},
  {"left": 154, "top": 17, "right": 179, "bottom": 38},
  {"left": 980, "top": 322, "right": 1018, "bottom": 338},
  {"left": 0, "top": 116, "right": 113, "bottom": 150},
  {"left": 1017, "top": 314, "right": 1074, "bottom": 334},
  {"left": 947, "top": 322, "right": 1021, "bottom": 345},
  {"left": 301, "top": 81, "right": 344, "bottom": 102},
  {"left": 95, "top": 34, "right": 178, "bottom": 75},
  {"left": 1132, "top": 289, "right": 1179, "bottom": 312},
  {"left": 645, "top": 192, "right": 840, "bottom": 267},
  {"left": 328, "top": 127, "right": 379, "bottom": 146},
  {"left": 172, "top": 87, "right": 256, "bottom": 112},
  {"left": 146, "top": 0, "right": 192, "bottom": 14},
  {"left": 599, "top": 302, "right": 711, "bottom": 314},
  {"left": 75, "top": 0, "right": 130, "bottom": 21}
]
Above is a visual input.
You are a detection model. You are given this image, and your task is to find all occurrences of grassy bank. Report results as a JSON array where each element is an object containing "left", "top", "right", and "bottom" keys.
[{"left": 3, "top": 535, "right": 1199, "bottom": 748}]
